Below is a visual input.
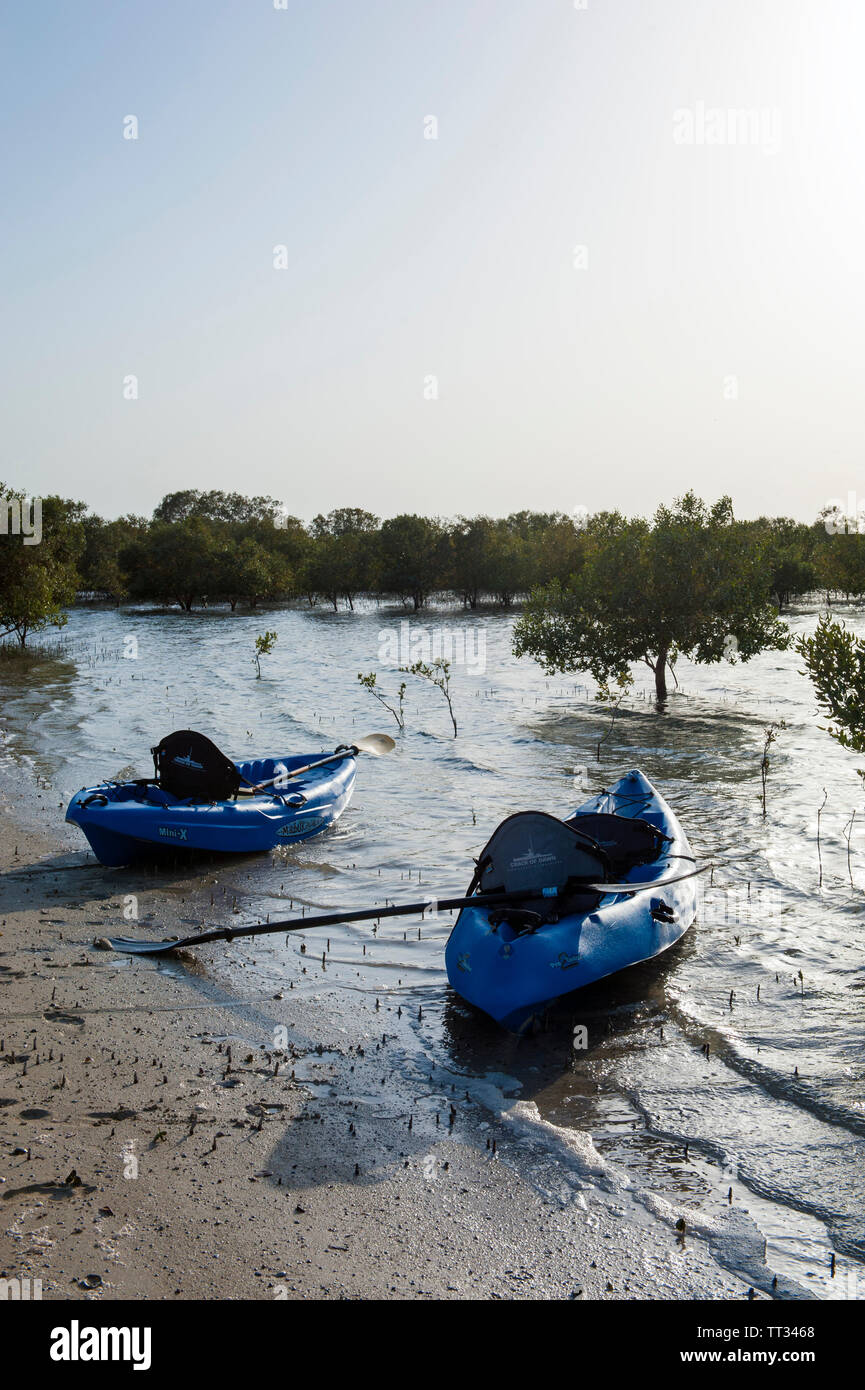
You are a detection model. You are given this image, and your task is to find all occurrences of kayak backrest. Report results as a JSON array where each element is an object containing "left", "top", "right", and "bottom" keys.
[
  {"left": 151, "top": 730, "right": 241, "bottom": 802},
  {"left": 475, "top": 811, "right": 610, "bottom": 898},
  {"left": 564, "top": 812, "right": 667, "bottom": 876}
]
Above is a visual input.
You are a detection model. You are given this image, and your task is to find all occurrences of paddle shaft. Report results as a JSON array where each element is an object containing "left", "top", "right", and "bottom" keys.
[
  {"left": 249, "top": 733, "right": 394, "bottom": 792},
  {"left": 139, "top": 888, "right": 544, "bottom": 952},
  {"left": 109, "top": 862, "right": 712, "bottom": 955},
  {"left": 189, "top": 865, "right": 710, "bottom": 945},
  {"left": 249, "top": 747, "right": 357, "bottom": 792}
]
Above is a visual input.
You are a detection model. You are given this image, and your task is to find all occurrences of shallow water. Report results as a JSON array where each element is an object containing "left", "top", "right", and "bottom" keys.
[{"left": 2, "top": 598, "right": 864, "bottom": 1297}]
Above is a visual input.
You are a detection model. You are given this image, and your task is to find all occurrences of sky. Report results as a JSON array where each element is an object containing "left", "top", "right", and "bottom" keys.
[{"left": 1, "top": 0, "right": 863, "bottom": 525}]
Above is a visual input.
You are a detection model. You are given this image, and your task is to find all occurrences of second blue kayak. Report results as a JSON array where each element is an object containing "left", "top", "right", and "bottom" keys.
[
  {"left": 66, "top": 750, "right": 357, "bottom": 867},
  {"left": 445, "top": 769, "right": 699, "bottom": 1032}
]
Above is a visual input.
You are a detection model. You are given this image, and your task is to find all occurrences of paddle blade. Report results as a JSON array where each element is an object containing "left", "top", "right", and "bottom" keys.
[
  {"left": 106, "top": 936, "right": 182, "bottom": 956},
  {"left": 586, "top": 864, "right": 711, "bottom": 894},
  {"left": 353, "top": 733, "right": 396, "bottom": 757}
]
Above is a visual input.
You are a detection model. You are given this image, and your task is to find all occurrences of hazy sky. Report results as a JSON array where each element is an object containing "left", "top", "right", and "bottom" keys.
[{"left": 2, "top": 1, "right": 863, "bottom": 524}]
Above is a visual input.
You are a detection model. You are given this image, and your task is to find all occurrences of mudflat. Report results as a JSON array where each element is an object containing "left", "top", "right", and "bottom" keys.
[{"left": 0, "top": 760, "right": 757, "bottom": 1301}]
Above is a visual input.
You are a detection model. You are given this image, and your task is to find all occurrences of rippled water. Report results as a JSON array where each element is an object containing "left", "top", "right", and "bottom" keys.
[{"left": 2, "top": 598, "right": 864, "bottom": 1297}]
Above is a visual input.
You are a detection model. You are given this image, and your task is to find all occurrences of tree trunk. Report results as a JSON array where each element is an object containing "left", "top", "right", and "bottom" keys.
[{"left": 654, "top": 646, "right": 669, "bottom": 701}]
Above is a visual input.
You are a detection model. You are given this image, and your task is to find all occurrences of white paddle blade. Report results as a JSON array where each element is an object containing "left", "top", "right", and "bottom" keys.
[
  {"left": 107, "top": 936, "right": 181, "bottom": 955},
  {"left": 587, "top": 863, "right": 712, "bottom": 894},
  {"left": 354, "top": 733, "right": 396, "bottom": 756}
]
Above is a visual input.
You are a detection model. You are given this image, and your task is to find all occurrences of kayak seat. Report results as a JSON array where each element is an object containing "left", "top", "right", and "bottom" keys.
[
  {"left": 475, "top": 811, "right": 609, "bottom": 900},
  {"left": 151, "top": 730, "right": 242, "bottom": 803},
  {"left": 565, "top": 812, "right": 667, "bottom": 877}
]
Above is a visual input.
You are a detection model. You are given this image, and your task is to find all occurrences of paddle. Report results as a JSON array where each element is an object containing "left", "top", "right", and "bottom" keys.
[
  {"left": 107, "top": 888, "right": 548, "bottom": 955},
  {"left": 584, "top": 862, "right": 711, "bottom": 894},
  {"left": 241, "top": 733, "right": 395, "bottom": 793},
  {"left": 105, "top": 862, "right": 712, "bottom": 957}
]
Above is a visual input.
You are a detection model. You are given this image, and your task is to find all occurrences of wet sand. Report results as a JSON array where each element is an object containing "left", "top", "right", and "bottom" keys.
[{"left": 0, "top": 762, "right": 763, "bottom": 1301}]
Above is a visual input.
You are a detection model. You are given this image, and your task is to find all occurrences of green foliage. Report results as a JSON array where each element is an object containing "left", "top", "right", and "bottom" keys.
[
  {"left": 0, "top": 484, "right": 841, "bottom": 642},
  {"left": 797, "top": 615, "right": 865, "bottom": 757},
  {"left": 310, "top": 508, "right": 379, "bottom": 539},
  {"left": 380, "top": 515, "right": 449, "bottom": 610},
  {"left": 302, "top": 528, "right": 374, "bottom": 611},
  {"left": 153, "top": 490, "right": 283, "bottom": 526},
  {"left": 816, "top": 532, "right": 865, "bottom": 600},
  {"left": 123, "top": 517, "right": 221, "bottom": 610},
  {"left": 742, "top": 517, "right": 819, "bottom": 607},
  {"left": 450, "top": 515, "right": 553, "bottom": 608},
  {"left": 300, "top": 509, "right": 379, "bottom": 609},
  {"left": 450, "top": 516, "right": 495, "bottom": 609},
  {"left": 252, "top": 630, "right": 278, "bottom": 679},
  {"left": 79, "top": 514, "right": 147, "bottom": 603},
  {"left": 513, "top": 493, "right": 790, "bottom": 700},
  {"left": 220, "top": 538, "right": 291, "bottom": 609},
  {"left": 107, "top": 501, "right": 588, "bottom": 613},
  {"left": 0, "top": 484, "right": 84, "bottom": 645}
]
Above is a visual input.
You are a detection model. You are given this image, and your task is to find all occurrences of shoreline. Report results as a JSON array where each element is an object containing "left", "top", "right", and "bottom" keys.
[{"left": 1, "top": 750, "right": 768, "bottom": 1301}]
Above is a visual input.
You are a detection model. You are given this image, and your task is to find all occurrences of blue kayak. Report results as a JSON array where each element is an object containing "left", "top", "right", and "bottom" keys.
[
  {"left": 445, "top": 769, "right": 699, "bottom": 1032},
  {"left": 66, "top": 749, "right": 357, "bottom": 867}
]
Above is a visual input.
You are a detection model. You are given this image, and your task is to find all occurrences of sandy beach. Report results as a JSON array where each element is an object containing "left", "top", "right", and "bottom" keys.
[{"left": 0, "top": 753, "right": 786, "bottom": 1303}]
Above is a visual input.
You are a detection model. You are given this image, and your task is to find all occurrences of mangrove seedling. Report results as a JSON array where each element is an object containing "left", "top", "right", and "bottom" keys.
[
  {"left": 401, "top": 658, "right": 458, "bottom": 736},
  {"left": 760, "top": 720, "right": 787, "bottom": 818},
  {"left": 843, "top": 808, "right": 857, "bottom": 888},
  {"left": 357, "top": 671, "right": 406, "bottom": 730},
  {"left": 817, "top": 788, "right": 828, "bottom": 889},
  {"left": 253, "top": 630, "right": 278, "bottom": 679},
  {"left": 594, "top": 671, "right": 633, "bottom": 761}
]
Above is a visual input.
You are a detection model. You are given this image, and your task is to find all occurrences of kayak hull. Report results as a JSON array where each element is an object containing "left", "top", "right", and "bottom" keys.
[
  {"left": 65, "top": 752, "right": 357, "bottom": 867},
  {"left": 444, "top": 769, "right": 698, "bottom": 1032}
]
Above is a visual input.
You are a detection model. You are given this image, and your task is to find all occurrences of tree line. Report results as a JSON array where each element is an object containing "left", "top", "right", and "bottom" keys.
[
  {"left": 81, "top": 496, "right": 590, "bottom": 614},
  {"left": 3, "top": 482, "right": 865, "bottom": 646}
]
